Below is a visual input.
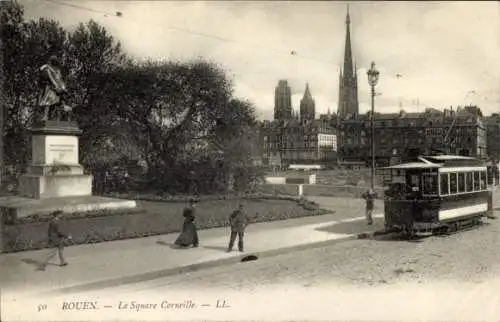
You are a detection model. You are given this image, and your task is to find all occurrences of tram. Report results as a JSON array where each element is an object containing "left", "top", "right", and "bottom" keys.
[{"left": 380, "top": 155, "right": 494, "bottom": 236}]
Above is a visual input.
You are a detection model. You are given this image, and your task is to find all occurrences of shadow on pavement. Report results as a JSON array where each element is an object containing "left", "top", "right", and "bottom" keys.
[
  {"left": 21, "top": 258, "right": 59, "bottom": 271},
  {"left": 315, "top": 218, "right": 430, "bottom": 243},
  {"left": 373, "top": 233, "right": 427, "bottom": 243},
  {"left": 156, "top": 241, "right": 187, "bottom": 250},
  {"left": 202, "top": 245, "right": 228, "bottom": 252},
  {"left": 315, "top": 217, "right": 385, "bottom": 235}
]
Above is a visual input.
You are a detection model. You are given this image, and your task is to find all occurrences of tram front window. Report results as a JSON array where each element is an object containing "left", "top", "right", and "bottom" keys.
[
  {"left": 440, "top": 173, "right": 449, "bottom": 195},
  {"left": 474, "top": 172, "right": 480, "bottom": 190},
  {"left": 450, "top": 173, "right": 458, "bottom": 193},
  {"left": 458, "top": 173, "right": 465, "bottom": 193},
  {"left": 480, "top": 172, "right": 487, "bottom": 190},
  {"left": 422, "top": 174, "right": 438, "bottom": 195},
  {"left": 466, "top": 172, "right": 473, "bottom": 192}
]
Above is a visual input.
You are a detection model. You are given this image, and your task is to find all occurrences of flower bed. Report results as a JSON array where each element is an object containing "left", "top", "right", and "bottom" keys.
[
  {"left": 102, "top": 191, "right": 304, "bottom": 203},
  {"left": 1, "top": 196, "right": 328, "bottom": 253}
]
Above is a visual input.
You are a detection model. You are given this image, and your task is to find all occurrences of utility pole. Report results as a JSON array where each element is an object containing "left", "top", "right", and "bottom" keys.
[
  {"left": 367, "top": 62, "right": 380, "bottom": 190},
  {"left": 0, "top": 35, "right": 4, "bottom": 187}
]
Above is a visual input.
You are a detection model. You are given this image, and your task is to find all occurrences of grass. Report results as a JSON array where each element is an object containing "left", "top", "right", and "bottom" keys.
[
  {"left": 135, "top": 197, "right": 326, "bottom": 230},
  {"left": 3, "top": 196, "right": 330, "bottom": 252}
]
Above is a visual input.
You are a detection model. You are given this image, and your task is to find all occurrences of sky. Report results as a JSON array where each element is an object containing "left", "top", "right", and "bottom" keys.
[{"left": 20, "top": 0, "right": 500, "bottom": 120}]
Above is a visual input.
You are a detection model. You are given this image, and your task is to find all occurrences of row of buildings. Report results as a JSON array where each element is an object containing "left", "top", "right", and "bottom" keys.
[{"left": 257, "top": 8, "right": 500, "bottom": 168}]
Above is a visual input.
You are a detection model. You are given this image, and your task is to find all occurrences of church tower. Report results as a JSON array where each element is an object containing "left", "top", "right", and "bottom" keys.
[
  {"left": 337, "top": 6, "right": 359, "bottom": 119},
  {"left": 274, "top": 80, "right": 293, "bottom": 121},
  {"left": 300, "top": 83, "right": 316, "bottom": 121}
]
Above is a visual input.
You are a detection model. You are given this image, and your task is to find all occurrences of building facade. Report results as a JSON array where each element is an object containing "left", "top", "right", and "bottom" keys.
[
  {"left": 274, "top": 80, "right": 293, "bottom": 121},
  {"left": 485, "top": 113, "right": 500, "bottom": 162},
  {"left": 337, "top": 107, "right": 488, "bottom": 166},
  {"left": 260, "top": 81, "right": 337, "bottom": 166},
  {"left": 260, "top": 119, "right": 337, "bottom": 166}
]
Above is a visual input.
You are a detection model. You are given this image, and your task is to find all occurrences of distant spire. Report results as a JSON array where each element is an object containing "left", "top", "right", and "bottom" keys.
[
  {"left": 346, "top": 4, "right": 350, "bottom": 25},
  {"left": 303, "top": 82, "right": 313, "bottom": 100},
  {"left": 343, "top": 5, "right": 354, "bottom": 79}
]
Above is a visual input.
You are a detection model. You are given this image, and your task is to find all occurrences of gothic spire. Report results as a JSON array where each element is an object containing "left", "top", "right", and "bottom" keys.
[
  {"left": 303, "top": 82, "right": 313, "bottom": 100},
  {"left": 343, "top": 5, "right": 354, "bottom": 79}
]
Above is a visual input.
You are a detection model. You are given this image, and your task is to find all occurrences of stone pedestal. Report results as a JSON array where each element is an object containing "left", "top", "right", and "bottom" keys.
[
  {"left": 18, "top": 121, "right": 93, "bottom": 199},
  {"left": 0, "top": 120, "right": 138, "bottom": 223}
]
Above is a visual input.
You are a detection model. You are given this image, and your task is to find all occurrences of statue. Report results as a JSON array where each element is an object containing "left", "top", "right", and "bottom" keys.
[{"left": 37, "top": 55, "right": 73, "bottom": 123}]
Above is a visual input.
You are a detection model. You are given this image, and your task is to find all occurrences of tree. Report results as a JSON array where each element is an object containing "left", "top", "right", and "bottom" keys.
[
  {"left": 103, "top": 59, "right": 233, "bottom": 188},
  {"left": 65, "top": 20, "right": 129, "bottom": 165},
  {"left": 1, "top": 1, "right": 67, "bottom": 170},
  {"left": 463, "top": 105, "right": 483, "bottom": 118},
  {"left": 209, "top": 98, "right": 261, "bottom": 192}
]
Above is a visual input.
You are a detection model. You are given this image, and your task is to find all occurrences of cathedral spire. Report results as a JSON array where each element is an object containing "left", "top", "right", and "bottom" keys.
[
  {"left": 343, "top": 5, "right": 354, "bottom": 80},
  {"left": 337, "top": 5, "right": 359, "bottom": 120},
  {"left": 300, "top": 83, "right": 315, "bottom": 121},
  {"left": 303, "top": 82, "right": 312, "bottom": 100}
]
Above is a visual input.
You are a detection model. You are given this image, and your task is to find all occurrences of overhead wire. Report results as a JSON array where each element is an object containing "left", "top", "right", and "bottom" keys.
[
  {"left": 40, "top": 0, "right": 338, "bottom": 67},
  {"left": 43, "top": 0, "right": 115, "bottom": 17}
]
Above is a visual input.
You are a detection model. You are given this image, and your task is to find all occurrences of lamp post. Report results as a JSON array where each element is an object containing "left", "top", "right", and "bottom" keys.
[{"left": 367, "top": 62, "right": 380, "bottom": 190}]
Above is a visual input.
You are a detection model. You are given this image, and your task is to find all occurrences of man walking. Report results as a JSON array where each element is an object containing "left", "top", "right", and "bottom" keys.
[
  {"left": 40, "top": 210, "right": 71, "bottom": 270},
  {"left": 227, "top": 203, "right": 249, "bottom": 252},
  {"left": 362, "top": 188, "right": 378, "bottom": 225}
]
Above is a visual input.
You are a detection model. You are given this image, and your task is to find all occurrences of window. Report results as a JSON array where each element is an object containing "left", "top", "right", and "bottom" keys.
[
  {"left": 474, "top": 172, "right": 480, "bottom": 191},
  {"left": 480, "top": 172, "right": 487, "bottom": 190},
  {"left": 440, "top": 173, "right": 449, "bottom": 195},
  {"left": 423, "top": 174, "right": 438, "bottom": 195},
  {"left": 458, "top": 173, "right": 465, "bottom": 193},
  {"left": 466, "top": 172, "right": 473, "bottom": 192},
  {"left": 450, "top": 173, "right": 458, "bottom": 194}
]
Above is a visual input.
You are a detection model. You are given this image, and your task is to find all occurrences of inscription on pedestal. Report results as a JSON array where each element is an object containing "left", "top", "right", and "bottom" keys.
[
  {"left": 49, "top": 144, "right": 76, "bottom": 163},
  {"left": 32, "top": 135, "right": 80, "bottom": 165}
]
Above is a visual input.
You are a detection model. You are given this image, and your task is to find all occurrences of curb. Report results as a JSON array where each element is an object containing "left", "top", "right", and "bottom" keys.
[{"left": 39, "top": 229, "right": 381, "bottom": 296}]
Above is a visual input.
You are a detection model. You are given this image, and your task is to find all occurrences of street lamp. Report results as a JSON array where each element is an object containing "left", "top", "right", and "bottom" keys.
[{"left": 367, "top": 62, "right": 380, "bottom": 190}]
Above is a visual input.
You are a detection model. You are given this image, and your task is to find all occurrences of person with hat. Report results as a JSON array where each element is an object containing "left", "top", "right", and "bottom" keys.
[
  {"left": 227, "top": 203, "right": 249, "bottom": 252},
  {"left": 40, "top": 210, "right": 71, "bottom": 270},
  {"left": 362, "top": 188, "right": 378, "bottom": 225}
]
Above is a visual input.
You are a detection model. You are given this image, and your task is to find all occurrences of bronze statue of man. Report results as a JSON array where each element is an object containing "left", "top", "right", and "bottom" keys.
[{"left": 38, "top": 55, "right": 72, "bottom": 122}]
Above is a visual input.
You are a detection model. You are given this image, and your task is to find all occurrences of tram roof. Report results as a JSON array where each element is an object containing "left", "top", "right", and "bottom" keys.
[
  {"left": 424, "top": 155, "right": 476, "bottom": 161},
  {"left": 381, "top": 162, "right": 441, "bottom": 170},
  {"left": 380, "top": 155, "right": 485, "bottom": 170}
]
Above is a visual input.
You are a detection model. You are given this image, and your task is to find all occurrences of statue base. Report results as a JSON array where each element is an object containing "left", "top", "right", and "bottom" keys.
[
  {"left": 18, "top": 121, "right": 92, "bottom": 199},
  {"left": 0, "top": 195, "right": 137, "bottom": 220},
  {"left": 1, "top": 120, "right": 138, "bottom": 225},
  {"left": 18, "top": 174, "right": 93, "bottom": 199}
]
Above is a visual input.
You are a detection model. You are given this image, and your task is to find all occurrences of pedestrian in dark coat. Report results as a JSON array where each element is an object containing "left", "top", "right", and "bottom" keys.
[
  {"left": 227, "top": 203, "right": 249, "bottom": 252},
  {"left": 174, "top": 199, "right": 199, "bottom": 248},
  {"left": 40, "top": 210, "right": 71, "bottom": 270},
  {"left": 362, "top": 188, "right": 378, "bottom": 225}
]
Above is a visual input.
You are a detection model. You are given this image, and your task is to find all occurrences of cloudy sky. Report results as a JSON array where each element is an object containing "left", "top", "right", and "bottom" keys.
[{"left": 21, "top": 1, "right": 499, "bottom": 119}]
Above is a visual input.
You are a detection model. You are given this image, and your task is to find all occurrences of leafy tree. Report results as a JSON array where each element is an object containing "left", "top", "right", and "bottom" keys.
[
  {"left": 102, "top": 59, "right": 233, "bottom": 188},
  {"left": 210, "top": 98, "right": 261, "bottom": 192},
  {"left": 1, "top": 1, "right": 67, "bottom": 170},
  {"left": 65, "top": 20, "right": 130, "bottom": 165},
  {"left": 463, "top": 105, "right": 483, "bottom": 118}
]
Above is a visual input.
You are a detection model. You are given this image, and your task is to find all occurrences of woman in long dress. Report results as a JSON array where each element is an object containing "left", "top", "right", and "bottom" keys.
[{"left": 174, "top": 199, "right": 199, "bottom": 248}]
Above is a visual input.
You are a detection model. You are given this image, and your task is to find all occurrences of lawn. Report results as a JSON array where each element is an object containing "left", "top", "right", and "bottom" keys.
[
  {"left": 2, "top": 195, "right": 328, "bottom": 252},
  {"left": 137, "top": 196, "right": 326, "bottom": 232}
]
